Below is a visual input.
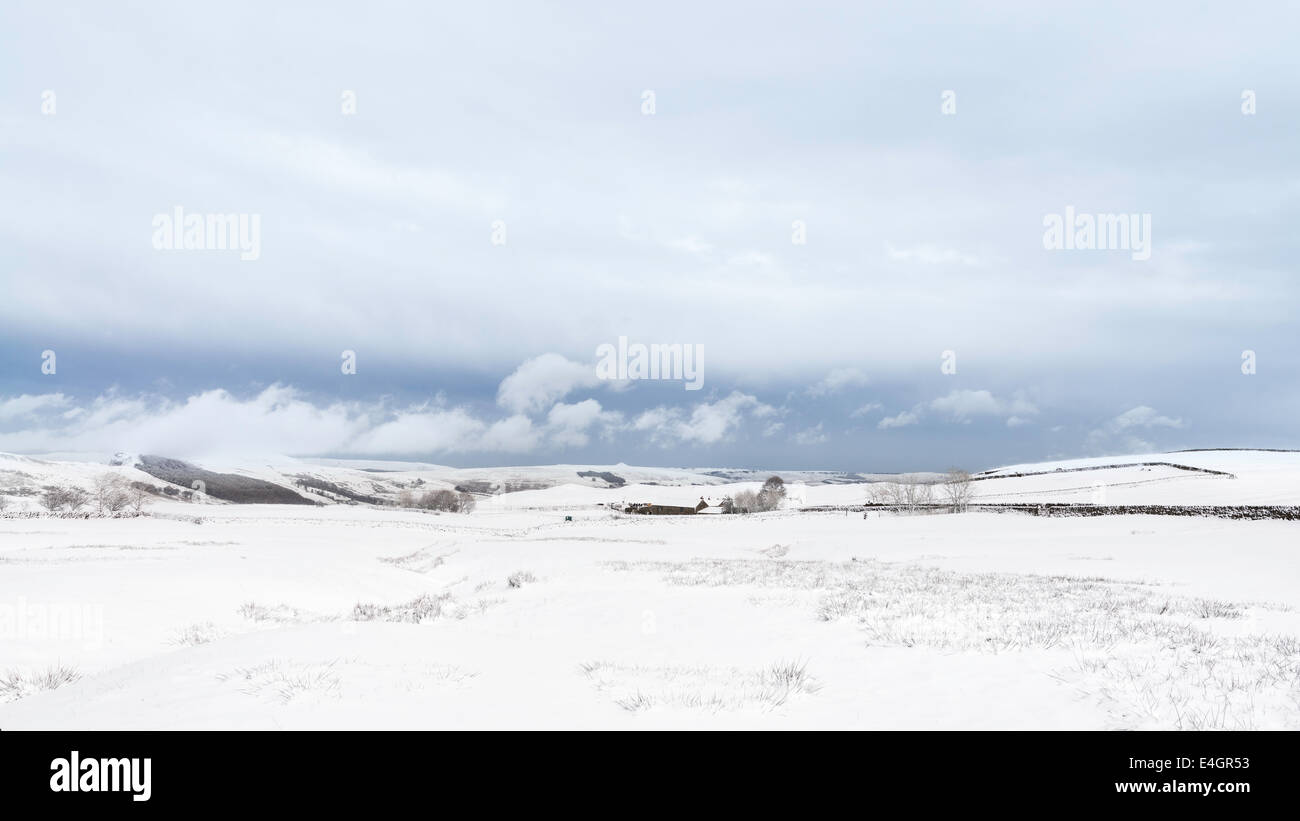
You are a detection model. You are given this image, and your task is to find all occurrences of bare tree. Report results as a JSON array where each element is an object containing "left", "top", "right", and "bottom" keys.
[
  {"left": 128, "top": 482, "right": 152, "bottom": 513},
  {"left": 899, "top": 478, "right": 934, "bottom": 512},
  {"left": 865, "top": 484, "right": 891, "bottom": 506},
  {"left": 942, "top": 469, "right": 974, "bottom": 512},
  {"left": 0, "top": 494, "right": 9, "bottom": 513},
  {"left": 63, "top": 488, "right": 90, "bottom": 512},
  {"left": 417, "top": 489, "right": 475, "bottom": 513},
  {"left": 869, "top": 476, "right": 936, "bottom": 513},
  {"left": 93, "top": 475, "right": 112, "bottom": 511},
  {"left": 94, "top": 474, "right": 131, "bottom": 513},
  {"left": 757, "top": 475, "right": 786, "bottom": 511},
  {"left": 730, "top": 489, "right": 760, "bottom": 514},
  {"left": 39, "top": 489, "right": 63, "bottom": 512},
  {"left": 418, "top": 489, "right": 454, "bottom": 511}
]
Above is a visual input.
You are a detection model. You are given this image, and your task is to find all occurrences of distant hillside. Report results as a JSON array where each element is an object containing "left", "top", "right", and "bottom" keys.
[
  {"left": 137, "top": 456, "right": 314, "bottom": 505},
  {"left": 5, "top": 448, "right": 1298, "bottom": 511},
  {"left": 576, "top": 470, "right": 627, "bottom": 488}
]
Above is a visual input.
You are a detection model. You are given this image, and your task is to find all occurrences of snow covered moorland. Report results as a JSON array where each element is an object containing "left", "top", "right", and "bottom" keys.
[{"left": 1, "top": 449, "right": 1298, "bottom": 730}]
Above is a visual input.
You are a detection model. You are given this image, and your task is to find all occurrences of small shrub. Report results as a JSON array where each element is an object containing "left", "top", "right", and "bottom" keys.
[
  {"left": 415, "top": 489, "right": 476, "bottom": 513},
  {"left": 170, "top": 622, "right": 223, "bottom": 646},
  {"left": 94, "top": 473, "right": 132, "bottom": 513},
  {"left": 757, "top": 476, "right": 787, "bottom": 511},
  {"left": 731, "top": 490, "right": 760, "bottom": 514},
  {"left": 351, "top": 592, "right": 451, "bottom": 623},
  {"left": 38, "top": 489, "right": 64, "bottom": 512},
  {"left": 507, "top": 570, "right": 537, "bottom": 588},
  {"left": 0, "top": 665, "right": 81, "bottom": 702}
]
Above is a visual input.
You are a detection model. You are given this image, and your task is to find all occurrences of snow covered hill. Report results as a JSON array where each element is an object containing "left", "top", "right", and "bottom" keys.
[
  {"left": 2, "top": 447, "right": 1299, "bottom": 730},
  {"left": 3, "top": 448, "right": 1297, "bottom": 512}
]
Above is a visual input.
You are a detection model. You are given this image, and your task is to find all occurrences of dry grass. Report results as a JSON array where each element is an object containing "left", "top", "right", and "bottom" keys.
[
  {"left": 220, "top": 659, "right": 342, "bottom": 704},
  {"left": 379, "top": 547, "right": 456, "bottom": 573},
  {"left": 350, "top": 591, "right": 504, "bottom": 623},
  {"left": 1058, "top": 634, "right": 1300, "bottom": 729},
  {"left": 0, "top": 665, "right": 81, "bottom": 702},
  {"left": 606, "top": 556, "right": 1300, "bottom": 729},
  {"left": 580, "top": 659, "right": 821, "bottom": 714},
  {"left": 169, "top": 621, "right": 224, "bottom": 646},
  {"left": 507, "top": 570, "right": 537, "bottom": 588},
  {"left": 218, "top": 658, "right": 476, "bottom": 703},
  {"left": 237, "top": 602, "right": 327, "bottom": 624},
  {"left": 351, "top": 593, "right": 452, "bottom": 624}
]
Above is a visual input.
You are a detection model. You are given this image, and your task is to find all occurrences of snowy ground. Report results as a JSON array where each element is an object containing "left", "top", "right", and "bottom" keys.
[{"left": 1, "top": 450, "right": 1298, "bottom": 729}]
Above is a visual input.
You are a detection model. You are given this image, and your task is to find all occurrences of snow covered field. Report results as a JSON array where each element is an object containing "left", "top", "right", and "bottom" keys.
[{"left": 2, "top": 449, "right": 1298, "bottom": 730}]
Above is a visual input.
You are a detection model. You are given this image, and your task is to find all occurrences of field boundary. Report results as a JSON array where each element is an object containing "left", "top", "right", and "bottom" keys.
[
  {"left": 971, "top": 461, "right": 1237, "bottom": 481},
  {"left": 802, "top": 503, "right": 1300, "bottom": 520}
]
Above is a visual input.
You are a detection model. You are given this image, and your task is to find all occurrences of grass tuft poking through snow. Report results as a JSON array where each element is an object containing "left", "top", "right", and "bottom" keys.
[
  {"left": 237, "top": 602, "right": 326, "bottom": 624},
  {"left": 379, "top": 547, "right": 455, "bottom": 574},
  {"left": 350, "top": 591, "right": 504, "bottom": 623},
  {"left": 169, "top": 621, "right": 224, "bottom": 646},
  {"left": 507, "top": 570, "right": 537, "bottom": 588},
  {"left": 217, "top": 658, "right": 476, "bottom": 704},
  {"left": 0, "top": 665, "right": 82, "bottom": 703},
  {"left": 351, "top": 593, "right": 452, "bottom": 624},
  {"left": 220, "top": 659, "right": 342, "bottom": 704},
  {"left": 580, "top": 659, "right": 821, "bottom": 714},
  {"left": 606, "top": 557, "right": 1300, "bottom": 729}
]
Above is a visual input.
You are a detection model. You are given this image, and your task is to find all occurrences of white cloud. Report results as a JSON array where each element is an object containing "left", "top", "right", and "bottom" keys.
[
  {"left": 351, "top": 408, "right": 487, "bottom": 454},
  {"left": 928, "top": 389, "right": 1002, "bottom": 419},
  {"left": 0, "top": 393, "right": 72, "bottom": 421},
  {"left": 479, "top": 415, "right": 540, "bottom": 452},
  {"left": 546, "top": 398, "right": 603, "bottom": 431},
  {"left": 0, "top": 387, "right": 363, "bottom": 457},
  {"left": 726, "top": 250, "right": 777, "bottom": 268},
  {"left": 632, "top": 406, "right": 675, "bottom": 433},
  {"left": 0, "top": 387, "right": 582, "bottom": 458},
  {"left": 634, "top": 391, "right": 774, "bottom": 446},
  {"left": 665, "top": 236, "right": 713, "bottom": 255},
  {"left": 1086, "top": 405, "right": 1188, "bottom": 454},
  {"left": 808, "top": 368, "right": 869, "bottom": 397},
  {"left": 878, "top": 410, "right": 920, "bottom": 430},
  {"left": 254, "top": 132, "right": 506, "bottom": 214},
  {"left": 928, "top": 389, "right": 1038, "bottom": 421},
  {"left": 1110, "top": 405, "right": 1185, "bottom": 431},
  {"left": 885, "top": 242, "right": 984, "bottom": 267},
  {"left": 850, "top": 402, "right": 882, "bottom": 418},
  {"left": 793, "top": 423, "right": 828, "bottom": 445},
  {"left": 681, "top": 392, "right": 772, "bottom": 443},
  {"left": 878, "top": 389, "right": 1037, "bottom": 431},
  {"left": 496, "top": 353, "right": 600, "bottom": 415},
  {"left": 545, "top": 399, "right": 622, "bottom": 448},
  {"left": 0, "top": 371, "right": 793, "bottom": 459}
]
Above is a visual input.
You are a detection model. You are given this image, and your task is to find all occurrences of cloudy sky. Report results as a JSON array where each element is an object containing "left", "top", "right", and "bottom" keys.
[{"left": 1, "top": 2, "right": 1297, "bottom": 471}]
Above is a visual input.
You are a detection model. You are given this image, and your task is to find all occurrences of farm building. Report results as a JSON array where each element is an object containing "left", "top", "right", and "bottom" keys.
[{"left": 623, "top": 499, "right": 712, "bottom": 515}]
